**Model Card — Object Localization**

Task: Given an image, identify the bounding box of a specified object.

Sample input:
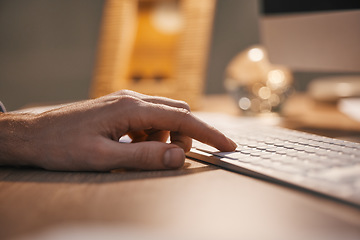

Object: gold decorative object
[225,45,293,115]
[91,0,216,109]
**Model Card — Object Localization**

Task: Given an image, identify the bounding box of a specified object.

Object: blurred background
[0,0,264,111]
[0,0,359,111]
[0,0,103,110]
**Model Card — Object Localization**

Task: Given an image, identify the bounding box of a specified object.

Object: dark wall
[0,0,104,110]
[0,0,260,110]
[205,0,260,94]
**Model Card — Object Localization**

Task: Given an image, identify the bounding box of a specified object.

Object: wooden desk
[1,161,360,240]
[1,94,360,239]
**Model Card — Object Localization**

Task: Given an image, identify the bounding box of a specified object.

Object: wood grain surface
[1,159,360,240]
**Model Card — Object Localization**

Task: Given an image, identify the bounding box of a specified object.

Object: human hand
[0,90,236,171]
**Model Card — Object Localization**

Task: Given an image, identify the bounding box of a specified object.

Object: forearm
[0,113,39,166]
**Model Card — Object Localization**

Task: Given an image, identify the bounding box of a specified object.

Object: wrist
[0,113,39,167]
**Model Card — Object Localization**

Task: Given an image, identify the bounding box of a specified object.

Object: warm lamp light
[225,45,293,115]
[248,47,265,62]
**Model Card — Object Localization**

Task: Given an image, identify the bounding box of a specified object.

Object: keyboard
[187,113,360,207]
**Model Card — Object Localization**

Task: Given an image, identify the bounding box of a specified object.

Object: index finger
[126,102,237,152]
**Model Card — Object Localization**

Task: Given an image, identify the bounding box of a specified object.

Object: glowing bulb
[151,1,183,34]
[238,97,251,110]
[248,48,264,62]
[267,69,285,89]
[258,87,271,100]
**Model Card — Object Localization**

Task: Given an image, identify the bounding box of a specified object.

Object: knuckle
[114,95,141,108]
[117,89,134,96]
[178,107,191,115]
[101,91,139,107]
[177,107,191,120]
[177,100,191,111]
[174,108,192,132]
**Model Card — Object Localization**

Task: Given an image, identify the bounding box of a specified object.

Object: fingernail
[163,148,185,168]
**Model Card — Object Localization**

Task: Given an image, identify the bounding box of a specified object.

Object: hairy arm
[0,90,236,171]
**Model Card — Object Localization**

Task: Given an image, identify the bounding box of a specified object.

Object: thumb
[101,140,185,170]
